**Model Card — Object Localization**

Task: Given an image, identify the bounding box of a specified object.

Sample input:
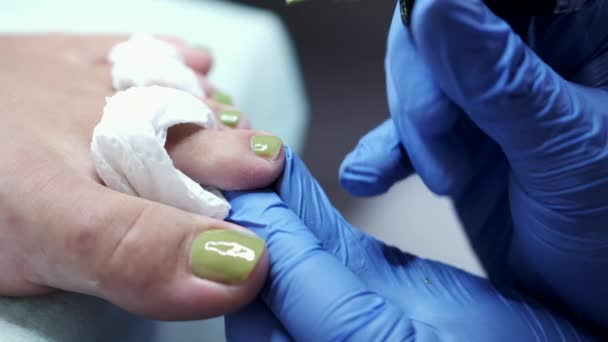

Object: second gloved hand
[341,0,608,330]
[224,148,592,341]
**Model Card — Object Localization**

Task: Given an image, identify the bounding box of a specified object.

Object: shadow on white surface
[347,175,485,277]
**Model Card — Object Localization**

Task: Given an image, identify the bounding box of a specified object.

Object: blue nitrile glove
[340,0,608,330]
[224,148,593,341]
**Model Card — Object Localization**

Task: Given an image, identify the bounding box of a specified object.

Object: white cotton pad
[108,33,204,98]
[91,86,230,220]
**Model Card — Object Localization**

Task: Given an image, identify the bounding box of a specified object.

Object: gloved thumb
[226,189,434,341]
[339,119,412,197]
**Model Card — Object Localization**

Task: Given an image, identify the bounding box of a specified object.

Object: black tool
[399,0,558,26]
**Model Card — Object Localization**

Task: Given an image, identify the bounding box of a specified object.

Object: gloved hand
[224,148,593,341]
[340,0,608,330]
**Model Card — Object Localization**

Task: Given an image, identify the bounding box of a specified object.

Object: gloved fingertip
[339,151,394,197]
[283,145,295,162]
[274,145,295,186]
[338,120,412,197]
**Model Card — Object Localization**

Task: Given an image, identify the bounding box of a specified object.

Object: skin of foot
[0,34,284,320]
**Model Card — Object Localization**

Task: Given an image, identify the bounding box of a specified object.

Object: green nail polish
[251,135,283,160]
[219,110,241,128]
[191,230,265,284]
[213,90,233,105]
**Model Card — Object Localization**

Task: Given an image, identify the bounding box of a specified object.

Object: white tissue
[91,86,231,220]
[108,33,204,98]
